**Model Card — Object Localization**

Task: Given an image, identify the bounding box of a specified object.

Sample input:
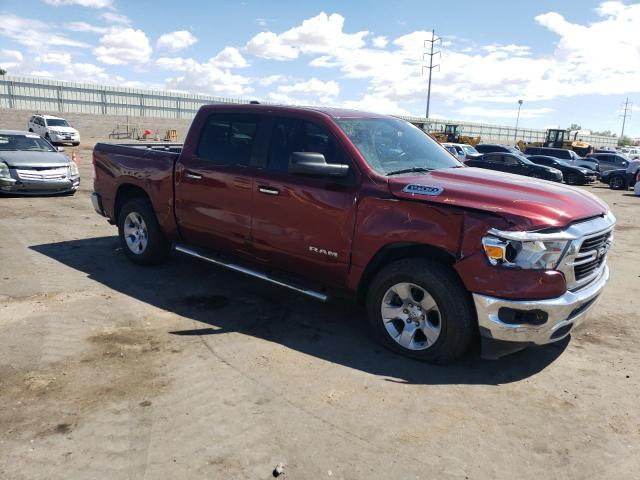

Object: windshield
[335,118,461,175]
[46,119,70,127]
[0,134,57,152]
[461,145,479,155]
[569,150,581,160]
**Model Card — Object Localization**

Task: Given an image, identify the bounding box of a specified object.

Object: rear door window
[197,113,259,166]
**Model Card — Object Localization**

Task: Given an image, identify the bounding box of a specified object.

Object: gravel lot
[1,144,638,480]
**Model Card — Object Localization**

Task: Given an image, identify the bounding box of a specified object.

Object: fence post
[8,81,14,109]
[57,85,63,112]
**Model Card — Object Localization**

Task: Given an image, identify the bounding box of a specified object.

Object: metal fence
[0,75,618,147]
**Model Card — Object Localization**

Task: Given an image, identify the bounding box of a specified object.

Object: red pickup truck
[91,104,615,363]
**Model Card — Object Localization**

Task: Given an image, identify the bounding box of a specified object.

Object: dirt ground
[0,144,638,480]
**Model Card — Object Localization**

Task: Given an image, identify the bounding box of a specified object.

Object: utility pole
[422,30,441,120]
[514,99,523,141]
[619,97,632,142]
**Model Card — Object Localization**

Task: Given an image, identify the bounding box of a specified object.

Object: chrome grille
[16,167,68,181]
[574,230,612,281]
[556,212,615,291]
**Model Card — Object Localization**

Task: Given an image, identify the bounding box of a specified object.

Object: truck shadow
[31,236,568,385]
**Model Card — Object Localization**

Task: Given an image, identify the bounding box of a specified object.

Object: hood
[0,150,70,168]
[47,126,77,133]
[387,167,609,229]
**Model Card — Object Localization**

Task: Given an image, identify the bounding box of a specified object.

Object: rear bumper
[0,176,79,195]
[474,265,608,348]
[91,192,106,216]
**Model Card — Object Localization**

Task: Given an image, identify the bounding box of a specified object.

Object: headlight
[482,229,574,269]
[0,162,10,179]
[68,162,79,176]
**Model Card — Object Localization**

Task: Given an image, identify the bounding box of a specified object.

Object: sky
[1,0,639,137]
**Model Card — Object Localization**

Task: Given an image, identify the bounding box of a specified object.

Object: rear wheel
[117,197,171,265]
[366,258,475,364]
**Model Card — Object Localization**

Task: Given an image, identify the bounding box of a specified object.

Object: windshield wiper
[386,167,434,176]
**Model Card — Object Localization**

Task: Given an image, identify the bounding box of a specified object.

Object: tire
[365,258,475,364]
[609,176,625,190]
[117,197,171,265]
[72,142,80,146]
[28,128,33,132]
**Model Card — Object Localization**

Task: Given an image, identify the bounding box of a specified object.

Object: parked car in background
[466,152,563,182]
[475,143,522,155]
[442,143,464,162]
[587,153,630,172]
[524,146,599,171]
[441,143,481,162]
[635,172,640,195]
[599,160,640,190]
[28,114,80,146]
[92,104,614,363]
[0,130,80,195]
[527,155,597,185]
[626,147,640,160]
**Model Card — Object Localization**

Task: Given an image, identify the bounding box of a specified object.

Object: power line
[422,30,441,120]
[619,97,632,140]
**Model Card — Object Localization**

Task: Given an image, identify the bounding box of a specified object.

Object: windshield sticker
[403,184,443,196]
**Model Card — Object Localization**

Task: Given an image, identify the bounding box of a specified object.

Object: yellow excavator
[524,129,592,156]
[429,124,481,146]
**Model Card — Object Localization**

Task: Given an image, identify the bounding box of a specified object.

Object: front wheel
[117,197,171,265]
[565,173,578,185]
[609,176,626,190]
[366,258,475,364]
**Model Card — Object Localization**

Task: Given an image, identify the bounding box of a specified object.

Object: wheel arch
[114,183,152,222]
[356,243,457,305]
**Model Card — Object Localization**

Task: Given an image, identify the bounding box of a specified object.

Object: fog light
[498,308,549,326]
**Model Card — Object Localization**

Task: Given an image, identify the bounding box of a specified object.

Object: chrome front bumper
[474,265,609,345]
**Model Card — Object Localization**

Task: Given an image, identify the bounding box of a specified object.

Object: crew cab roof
[196,103,389,120]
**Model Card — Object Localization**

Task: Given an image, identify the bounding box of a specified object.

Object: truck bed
[93,141,183,236]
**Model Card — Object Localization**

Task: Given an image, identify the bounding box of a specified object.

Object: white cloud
[100,12,131,25]
[455,106,554,119]
[65,21,108,34]
[211,47,248,68]
[94,28,152,65]
[155,56,253,97]
[342,95,411,116]
[36,53,72,65]
[1,49,24,62]
[277,78,339,97]
[372,36,388,48]
[246,31,299,60]
[246,12,368,60]
[30,70,54,77]
[0,14,90,49]
[43,0,113,7]
[157,30,197,52]
[258,74,285,86]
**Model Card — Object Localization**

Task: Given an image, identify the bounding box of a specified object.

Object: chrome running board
[175,244,328,302]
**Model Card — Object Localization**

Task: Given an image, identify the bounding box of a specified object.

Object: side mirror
[288,152,349,177]
[57,146,65,152]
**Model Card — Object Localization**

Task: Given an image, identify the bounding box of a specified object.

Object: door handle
[184,171,203,180]
[258,186,279,196]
